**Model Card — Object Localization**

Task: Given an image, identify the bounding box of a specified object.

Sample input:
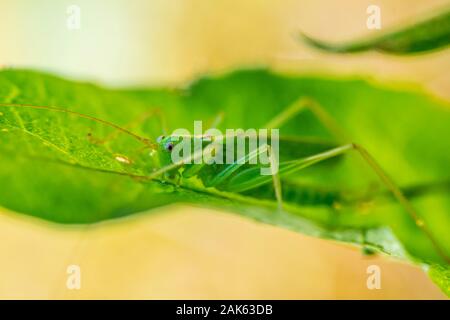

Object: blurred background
[0,0,449,299]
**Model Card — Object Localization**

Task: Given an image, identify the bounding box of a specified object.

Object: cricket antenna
[0,103,157,149]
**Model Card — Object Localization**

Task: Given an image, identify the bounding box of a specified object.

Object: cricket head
[156,135,180,153]
[156,133,204,167]
[155,134,185,167]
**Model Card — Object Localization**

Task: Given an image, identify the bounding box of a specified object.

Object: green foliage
[300,8,450,54]
[0,69,449,294]
[429,264,450,296]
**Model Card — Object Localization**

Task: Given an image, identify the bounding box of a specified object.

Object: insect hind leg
[264,97,349,143]
[275,143,450,264]
[268,145,283,210]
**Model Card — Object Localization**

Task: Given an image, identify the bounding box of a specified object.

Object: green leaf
[429,264,450,296]
[0,68,449,294]
[299,8,450,54]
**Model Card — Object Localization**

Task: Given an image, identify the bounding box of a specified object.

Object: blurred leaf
[299,8,450,54]
[429,264,450,296]
[0,69,449,294]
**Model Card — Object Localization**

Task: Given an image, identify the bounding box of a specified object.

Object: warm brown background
[0,0,448,299]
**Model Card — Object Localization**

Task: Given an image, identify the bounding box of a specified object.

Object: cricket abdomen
[241,182,342,206]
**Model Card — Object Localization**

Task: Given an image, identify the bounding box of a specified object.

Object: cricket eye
[165,142,174,152]
[157,135,165,143]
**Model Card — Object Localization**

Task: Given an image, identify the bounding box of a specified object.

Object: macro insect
[0,99,448,264]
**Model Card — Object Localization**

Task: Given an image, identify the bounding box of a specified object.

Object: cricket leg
[207,111,225,129]
[145,130,238,183]
[276,143,450,263]
[264,97,349,143]
[202,144,282,210]
[268,145,283,210]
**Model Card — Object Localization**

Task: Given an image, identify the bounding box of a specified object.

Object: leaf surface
[0,69,449,293]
